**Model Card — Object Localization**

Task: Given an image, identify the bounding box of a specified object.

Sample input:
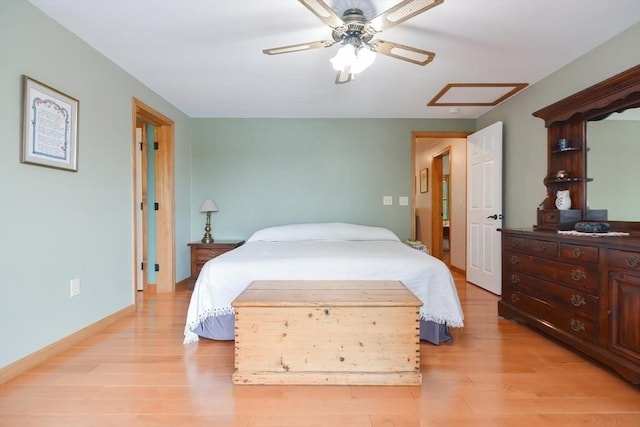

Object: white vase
[555,189,572,210]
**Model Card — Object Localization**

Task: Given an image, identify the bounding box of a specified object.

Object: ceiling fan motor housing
[331,8,374,45]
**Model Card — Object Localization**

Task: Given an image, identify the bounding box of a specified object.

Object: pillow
[247,222,400,242]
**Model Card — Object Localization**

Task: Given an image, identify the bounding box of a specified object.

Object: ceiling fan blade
[298,0,345,29]
[263,40,335,55]
[369,0,444,32]
[371,39,435,66]
[335,68,354,84]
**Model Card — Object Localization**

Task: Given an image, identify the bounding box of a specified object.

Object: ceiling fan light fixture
[330,44,376,74]
[330,43,355,71]
[264,0,442,84]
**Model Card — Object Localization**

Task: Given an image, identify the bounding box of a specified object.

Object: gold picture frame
[419,168,428,193]
[21,76,79,171]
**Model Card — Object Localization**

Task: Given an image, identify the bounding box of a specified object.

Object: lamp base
[201,212,214,243]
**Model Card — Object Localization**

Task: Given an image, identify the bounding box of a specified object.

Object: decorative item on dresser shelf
[557,138,570,150]
[555,169,569,179]
[199,198,218,243]
[555,189,571,210]
[187,240,245,290]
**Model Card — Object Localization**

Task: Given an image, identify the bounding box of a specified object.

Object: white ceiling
[28,0,640,119]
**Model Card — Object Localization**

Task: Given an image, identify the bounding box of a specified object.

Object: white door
[466,122,503,294]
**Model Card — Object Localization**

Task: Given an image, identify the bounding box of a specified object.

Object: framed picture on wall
[419,168,428,193]
[21,76,79,171]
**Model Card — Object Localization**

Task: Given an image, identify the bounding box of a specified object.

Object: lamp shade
[200,199,218,213]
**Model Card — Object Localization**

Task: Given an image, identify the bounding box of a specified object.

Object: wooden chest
[231,280,423,386]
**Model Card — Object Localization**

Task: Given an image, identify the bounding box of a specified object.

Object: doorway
[411,131,470,274]
[132,98,176,294]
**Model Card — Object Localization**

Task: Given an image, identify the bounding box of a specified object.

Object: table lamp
[200,198,218,243]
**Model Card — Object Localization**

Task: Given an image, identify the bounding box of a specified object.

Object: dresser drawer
[560,243,599,264]
[527,239,558,257]
[505,271,598,320]
[504,235,528,252]
[505,251,599,292]
[194,248,228,263]
[607,249,640,272]
[503,285,598,344]
[539,210,559,225]
[537,209,581,227]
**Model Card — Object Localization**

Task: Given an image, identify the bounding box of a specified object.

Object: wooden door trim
[132,98,175,294]
[431,154,444,260]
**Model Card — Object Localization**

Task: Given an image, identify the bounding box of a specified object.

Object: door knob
[486,214,503,220]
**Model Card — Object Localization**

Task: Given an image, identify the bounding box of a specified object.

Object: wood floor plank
[1,272,638,427]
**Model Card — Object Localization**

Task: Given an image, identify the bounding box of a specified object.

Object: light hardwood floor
[1,273,638,427]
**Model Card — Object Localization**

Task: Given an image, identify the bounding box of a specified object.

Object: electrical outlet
[383,196,393,206]
[399,196,409,206]
[70,279,80,297]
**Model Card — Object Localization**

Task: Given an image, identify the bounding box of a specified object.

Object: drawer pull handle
[510,274,520,284]
[625,256,640,268]
[570,319,585,332]
[570,294,586,306]
[571,269,586,281]
[532,243,545,252]
[510,255,520,264]
[572,248,584,258]
[511,240,520,248]
[510,293,520,303]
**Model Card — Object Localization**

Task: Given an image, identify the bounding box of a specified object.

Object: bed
[184,222,464,345]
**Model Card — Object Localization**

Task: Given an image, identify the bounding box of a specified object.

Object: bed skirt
[191,314,454,345]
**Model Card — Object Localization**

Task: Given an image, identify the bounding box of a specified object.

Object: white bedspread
[184,233,464,344]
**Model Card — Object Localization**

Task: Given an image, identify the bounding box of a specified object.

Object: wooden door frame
[430,150,446,261]
[132,98,175,294]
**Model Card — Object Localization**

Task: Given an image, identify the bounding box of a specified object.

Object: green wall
[190,118,475,241]
[0,0,192,369]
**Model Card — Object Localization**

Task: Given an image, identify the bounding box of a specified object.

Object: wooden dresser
[187,240,244,289]
[499,229,640,384]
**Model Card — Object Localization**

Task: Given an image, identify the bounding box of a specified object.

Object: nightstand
[187,240,244,290]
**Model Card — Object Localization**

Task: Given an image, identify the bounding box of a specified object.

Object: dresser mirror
[586,105,640,221]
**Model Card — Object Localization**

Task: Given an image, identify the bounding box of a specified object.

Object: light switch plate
[70,279,80,297]
[399,196,409,206]
[383,196,393,206]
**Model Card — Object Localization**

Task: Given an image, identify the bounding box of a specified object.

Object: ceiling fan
[263,0,444,84]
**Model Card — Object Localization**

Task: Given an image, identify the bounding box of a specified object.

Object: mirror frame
[533,65,640,231]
